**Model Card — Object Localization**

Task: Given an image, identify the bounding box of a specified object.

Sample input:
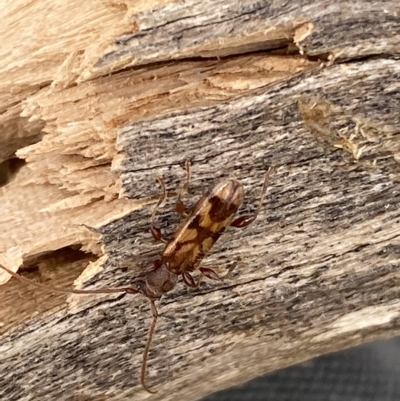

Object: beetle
[0,162,272,393]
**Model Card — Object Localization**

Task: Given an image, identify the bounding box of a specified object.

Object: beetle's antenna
[141,300,159,394]
[152,176,167,223]
[0,263,136,295]
[151,176,168,243]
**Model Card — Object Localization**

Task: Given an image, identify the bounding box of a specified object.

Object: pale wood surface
[0,1,399,401]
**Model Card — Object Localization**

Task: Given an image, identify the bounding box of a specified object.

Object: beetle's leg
[176,159,191,217]
[183,262,236,288]
[151,176,168,243]
[199,262,237,281]
[230,167,274,228]
[182,271,198,287]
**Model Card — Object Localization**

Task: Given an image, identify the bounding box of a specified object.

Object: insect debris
[0,162,273,393]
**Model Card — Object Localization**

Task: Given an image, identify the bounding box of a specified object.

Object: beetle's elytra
[0,161,273,393]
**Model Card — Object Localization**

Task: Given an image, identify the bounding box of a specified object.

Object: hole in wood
[0,157,26,187]
[18,245,97,284]
[0,245,98,335]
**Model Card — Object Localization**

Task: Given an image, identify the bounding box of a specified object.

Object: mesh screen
[202,337,400,401]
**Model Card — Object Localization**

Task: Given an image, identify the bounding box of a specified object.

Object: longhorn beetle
[0,162,272,393]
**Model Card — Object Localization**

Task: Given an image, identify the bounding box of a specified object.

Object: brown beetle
[0,162,272,393]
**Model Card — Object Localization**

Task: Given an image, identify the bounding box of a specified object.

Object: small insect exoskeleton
[0,161,273,393]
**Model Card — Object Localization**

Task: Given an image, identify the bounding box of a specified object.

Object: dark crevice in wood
[92,44,300,83]
[19,244,96,280]
[338,52,400,64]
[303,52,332,63]
[0,118,44,165]
[0,246,99,337]
[0,157,26,188]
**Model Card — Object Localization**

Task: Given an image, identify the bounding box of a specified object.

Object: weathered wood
[0,1,400,401]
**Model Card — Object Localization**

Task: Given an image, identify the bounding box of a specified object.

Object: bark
[0,1,399,401]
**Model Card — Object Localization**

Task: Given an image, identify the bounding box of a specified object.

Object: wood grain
[0,1,399,401]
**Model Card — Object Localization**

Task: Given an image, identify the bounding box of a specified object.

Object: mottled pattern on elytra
[162,180,244,274]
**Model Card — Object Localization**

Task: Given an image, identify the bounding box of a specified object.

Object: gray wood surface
[0,1,399,401]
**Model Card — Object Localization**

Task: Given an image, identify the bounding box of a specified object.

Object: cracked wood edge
[87,0,400,78]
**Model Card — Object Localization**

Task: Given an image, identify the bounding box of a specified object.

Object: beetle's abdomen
[163,179,244,273]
